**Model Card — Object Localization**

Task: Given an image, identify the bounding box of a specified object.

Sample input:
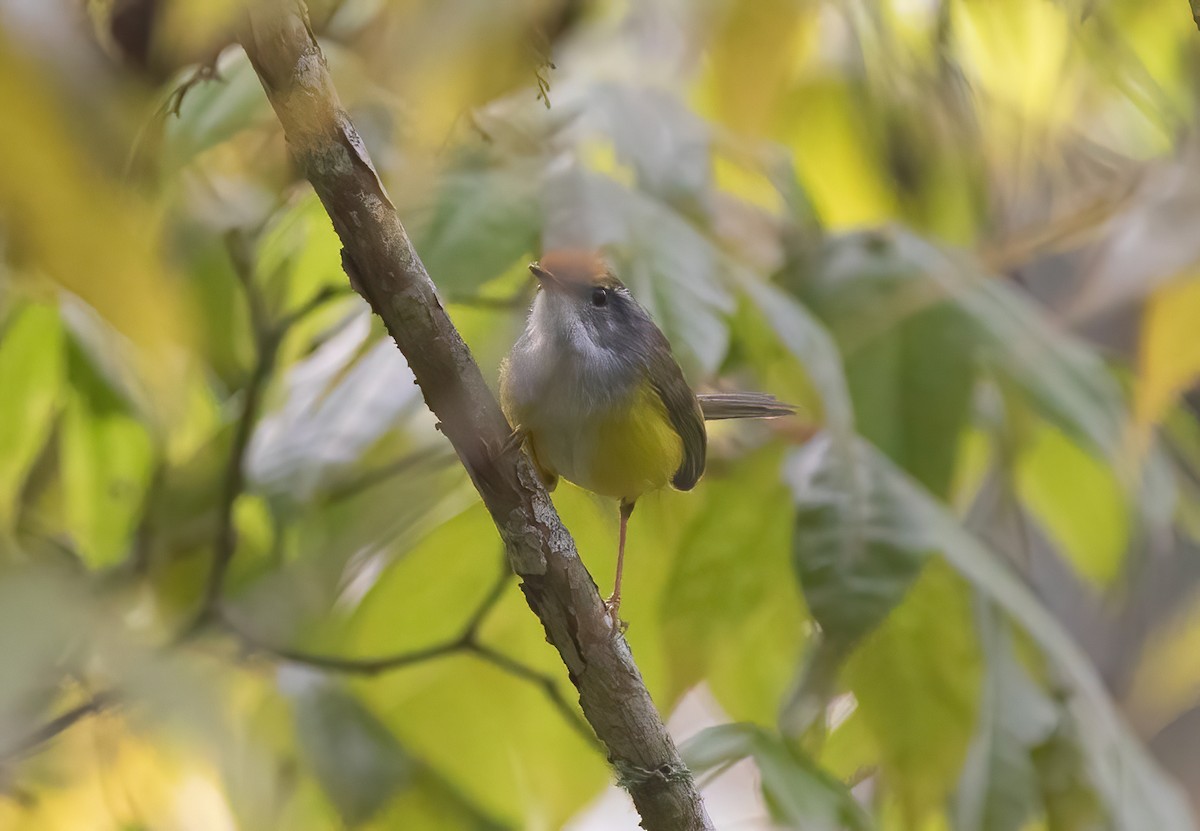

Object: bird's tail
[697,392,797,421]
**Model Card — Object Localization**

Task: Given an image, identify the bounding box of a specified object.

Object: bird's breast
[500,340,682,501]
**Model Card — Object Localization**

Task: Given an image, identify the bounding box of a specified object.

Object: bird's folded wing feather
[696,392,796,420]
[647,344,707,492]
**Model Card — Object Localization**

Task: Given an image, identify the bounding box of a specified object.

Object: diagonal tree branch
[237,4,714,828]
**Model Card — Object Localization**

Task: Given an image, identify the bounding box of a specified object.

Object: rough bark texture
[238,4,714,829]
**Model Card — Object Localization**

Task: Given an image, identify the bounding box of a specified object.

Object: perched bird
[499,250,794,622]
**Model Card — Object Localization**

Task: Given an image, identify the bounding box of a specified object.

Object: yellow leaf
[0,711,236,831]
[0,42,184,352]
[1135,276,1200,434]
[1126,590,1200,736]
[0,37,194,425]
[844,561,981,826]
[952,0,1075,129]
[777,79,898,228]
[697,0,818,137]
[1016,423,1128,586]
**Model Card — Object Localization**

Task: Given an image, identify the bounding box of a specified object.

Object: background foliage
[2,0,1200,828]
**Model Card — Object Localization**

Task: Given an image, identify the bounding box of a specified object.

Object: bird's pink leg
[606,500,635,627]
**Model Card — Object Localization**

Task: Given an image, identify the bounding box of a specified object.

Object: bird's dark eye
[590,288,608,307]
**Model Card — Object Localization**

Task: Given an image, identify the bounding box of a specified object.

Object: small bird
[500,250,794,623]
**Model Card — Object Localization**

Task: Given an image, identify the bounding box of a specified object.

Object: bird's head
[526,250,651,360]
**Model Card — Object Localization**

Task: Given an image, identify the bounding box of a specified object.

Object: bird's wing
[696,392,796,420]
[647,343,707,491]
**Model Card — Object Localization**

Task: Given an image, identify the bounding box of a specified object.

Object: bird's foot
[496,427,526,459]
[604,594,628,634]
[483,427,526,463]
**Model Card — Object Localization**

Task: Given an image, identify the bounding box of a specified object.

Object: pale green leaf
[785,441,1195,831]
[660,448,803,722]
[954,606,1059,831]
[682,723,874,831]
[844,561,981,824]
[345,503,607,826]
[163,50,272,170]
[542,165,734,375]
[0,303,65,529]
[292,680,414,826]
[411,162,543,297]
[1015,422,1128,586]
[59,340,155,568]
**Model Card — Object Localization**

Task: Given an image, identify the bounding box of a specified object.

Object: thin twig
[123,47,228,179]
[126,460,165,575]
[3,694,114,761]
[192,319,276,628]
[228,557,512,672]
[278,284,355,330]
[187,238,353,633]
[239,632,462,675]
[464,641,596,745]
[219,557,595,744]
[225,230,271,338]
[460,556,515,641]
[165,48,228,118]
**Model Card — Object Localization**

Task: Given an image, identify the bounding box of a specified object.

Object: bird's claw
[487,427,526,461]
[605,595,628,634]
[481,428,526,464]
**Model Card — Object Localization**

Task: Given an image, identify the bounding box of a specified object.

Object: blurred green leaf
[793,229,1128,456]
[247,316,425,503]
[846,305,976,495]
[585,83,711,202]
[1032,723,1106,831]
[366,767,510,831]
[358,653,606,829]
[347,504,607,826]
[787,432,926,660]
[682,723,873,831]
[1015,422,1129,586]
[0,565,96,728]
[660,447,802,721]
[411,162,543,297]
[741,279,854,429]
[844,561,981,824]
[59,339,154,568]
[255,195,347,322]
[788,441,1195,831]
[543,166,734,375]
[792,227,1172,568]
[0,37,186,360]
[954,606,1059,831]
[745,280,906,736]
[162,50,272,170]
[0,303,65,529]
[345,502,501,653]
[660,450,790,648]
[293,680,414,826]
[798,236,978,495]
[702,0,816,138]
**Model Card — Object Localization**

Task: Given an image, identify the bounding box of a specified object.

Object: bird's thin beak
[529,262,559,288]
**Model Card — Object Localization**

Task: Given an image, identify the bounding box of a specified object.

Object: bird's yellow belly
[524,380,683,502]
